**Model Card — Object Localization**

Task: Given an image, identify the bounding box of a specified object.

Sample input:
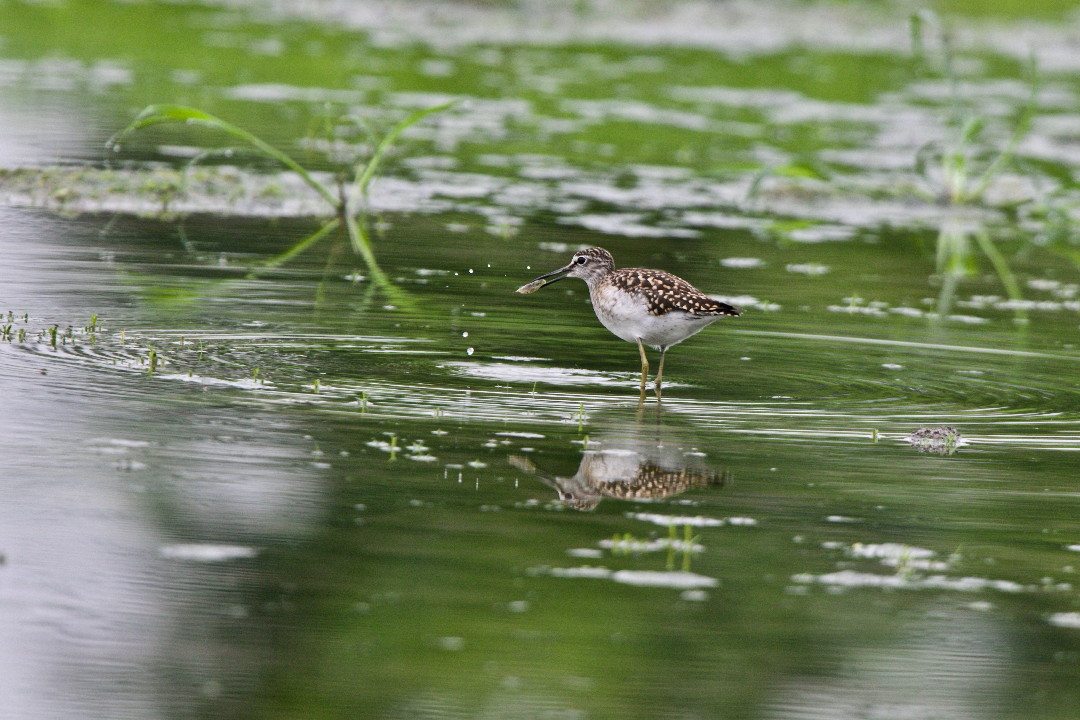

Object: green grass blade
[111,104,338,208]
[245,218,341,279]
[345,213,391,286]
[347,100,458,207]
[344,214,415,310]
[972,229,1024,306]
[968,72,1038,203]
[935,230,946,273]
[935,267,959,317]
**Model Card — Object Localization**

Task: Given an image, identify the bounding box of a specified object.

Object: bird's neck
[582,269,612,291]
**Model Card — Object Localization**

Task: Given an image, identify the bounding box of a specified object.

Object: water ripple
[8,327,1080,451]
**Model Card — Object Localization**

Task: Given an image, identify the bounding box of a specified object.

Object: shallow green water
[3,2,1080,719]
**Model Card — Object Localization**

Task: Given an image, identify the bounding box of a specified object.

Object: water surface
[2,2,1080,719]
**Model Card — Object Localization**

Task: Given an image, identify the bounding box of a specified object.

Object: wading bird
[517,247,741,402]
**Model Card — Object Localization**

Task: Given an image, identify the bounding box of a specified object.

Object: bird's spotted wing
[611,269,742,317]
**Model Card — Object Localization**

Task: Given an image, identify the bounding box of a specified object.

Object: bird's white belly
[591,289,717,349]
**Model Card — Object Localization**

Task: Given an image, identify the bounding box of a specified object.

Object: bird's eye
[575,256,587,265]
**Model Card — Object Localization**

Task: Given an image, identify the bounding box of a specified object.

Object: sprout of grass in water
[608,526,702,572]
[666,523,701,572]
[683,524,700,572]
[48,324,58,349]
[910,11,1035,317]
[147,347,158,375]
[665,524,678,570]
[108,101,457,309]
[910,12,1037,206]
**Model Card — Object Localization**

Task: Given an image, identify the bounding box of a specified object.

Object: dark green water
[3,1,1080,719]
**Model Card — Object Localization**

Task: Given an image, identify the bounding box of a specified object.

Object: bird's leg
[635,338,649,404]
[655,346,667,402]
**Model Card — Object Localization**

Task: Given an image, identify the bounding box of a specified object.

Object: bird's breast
[589,284,717,348]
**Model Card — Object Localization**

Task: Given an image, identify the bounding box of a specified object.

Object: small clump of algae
[906,426,963,455]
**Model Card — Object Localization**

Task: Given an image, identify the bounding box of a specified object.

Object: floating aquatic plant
[906,425,963,455]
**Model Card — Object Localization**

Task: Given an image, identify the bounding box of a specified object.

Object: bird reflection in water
[510,431,729,511]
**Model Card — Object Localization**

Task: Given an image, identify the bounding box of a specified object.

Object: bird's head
[516,247,615,293]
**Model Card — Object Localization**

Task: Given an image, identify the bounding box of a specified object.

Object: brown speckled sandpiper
[517,246,741,402]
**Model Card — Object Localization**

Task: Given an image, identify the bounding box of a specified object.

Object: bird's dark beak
[516,262,573,294]
[532,263,574,285]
